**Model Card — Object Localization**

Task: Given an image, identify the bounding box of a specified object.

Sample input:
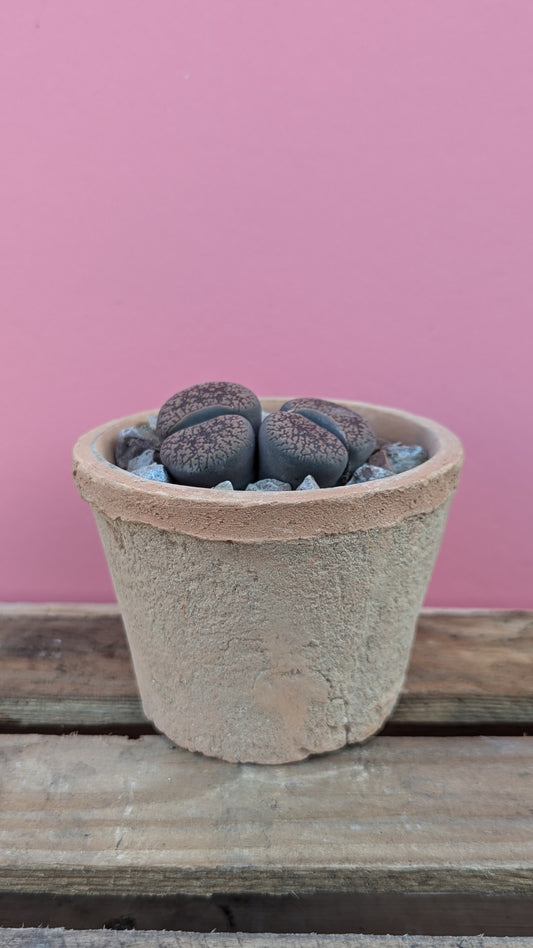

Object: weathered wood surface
[1,606,532,937]
[1,732,532,897]
[1,605,532,730]
[1,932,533,948]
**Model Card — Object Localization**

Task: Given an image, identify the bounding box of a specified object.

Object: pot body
[73,399,463,764]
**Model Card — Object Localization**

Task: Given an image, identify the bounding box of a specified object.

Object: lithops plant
[113,382,430,490]
[156,381,262,441]
[156,381,260,488]
[280,397,377,482]
[160,413,256,489]
[257,411,349,488]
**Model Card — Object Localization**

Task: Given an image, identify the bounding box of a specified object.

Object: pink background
[1,2,532,606]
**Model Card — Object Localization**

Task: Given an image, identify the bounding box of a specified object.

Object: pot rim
[73,398,464,541]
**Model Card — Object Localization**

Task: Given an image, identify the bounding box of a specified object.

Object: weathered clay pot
[73,399,463,764]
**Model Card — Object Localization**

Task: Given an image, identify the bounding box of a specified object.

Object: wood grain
[0,606,532,731]
[1,732,532,898]
[1,606,532,937]
[1,932,533,948]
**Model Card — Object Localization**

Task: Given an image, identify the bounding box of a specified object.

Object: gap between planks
[1,892,532,937]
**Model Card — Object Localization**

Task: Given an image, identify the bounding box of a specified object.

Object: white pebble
[246,478,292,491]
[296,475,320,490]
[128,449,156,472]
[384,442,428,473]
[133,463,171,482]
[212,480,234,490]
[347,465,395,484]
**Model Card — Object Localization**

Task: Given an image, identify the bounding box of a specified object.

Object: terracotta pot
[73,398,463,764]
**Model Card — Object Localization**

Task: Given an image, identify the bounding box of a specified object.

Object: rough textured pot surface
[73,398,463,764]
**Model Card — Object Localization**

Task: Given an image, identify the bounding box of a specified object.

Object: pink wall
[1,1,532,606]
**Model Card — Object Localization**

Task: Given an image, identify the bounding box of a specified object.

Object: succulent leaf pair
[156,382,377,489]
[260,397,376,488]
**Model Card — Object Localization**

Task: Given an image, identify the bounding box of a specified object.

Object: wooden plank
[0,603,148,730]
[405,609,533,694]
[1,605,532,730]
[396,607,533,726]
[1,932,533,948]
[1,733,532,897]
[0,604,135,698]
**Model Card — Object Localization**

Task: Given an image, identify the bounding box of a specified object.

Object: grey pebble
[246,478,292,492]
[127,449,156,472]
[296,474,320,490]
[115,425,159,469]
[132,463,171,482]
[212,480,234,490]
[383,442,428,474]
[347,465,395,484]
